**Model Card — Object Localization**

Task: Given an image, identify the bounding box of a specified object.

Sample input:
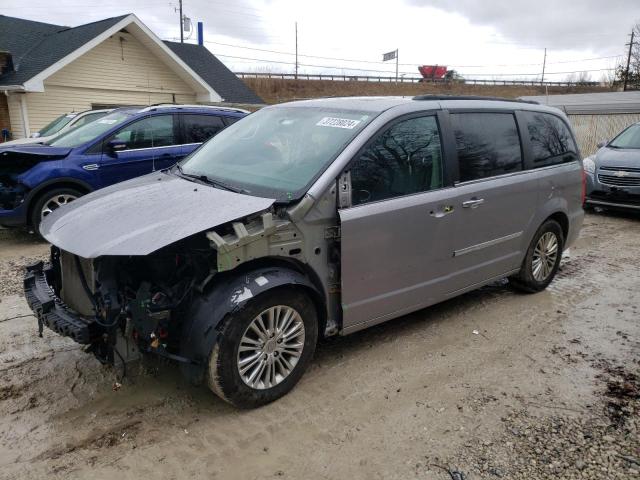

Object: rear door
[339,112,461,330]
[179,114,226,157]
[99,114,180,184]
[443,110,538,292]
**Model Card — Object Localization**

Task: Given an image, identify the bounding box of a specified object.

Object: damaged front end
[1,146,70,223]
[0,176,27,212]
[25,233,215,368]
[24,207,322,382]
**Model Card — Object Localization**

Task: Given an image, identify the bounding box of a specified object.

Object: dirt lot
[0,212,638,480]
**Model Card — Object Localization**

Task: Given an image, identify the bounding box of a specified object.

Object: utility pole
[541,48,547,85]
[295,22,298,80]
[624,30,635,91]
[395,48,399,82]
[179,0,184,43]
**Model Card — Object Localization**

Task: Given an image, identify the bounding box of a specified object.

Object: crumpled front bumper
[23,261,98,344]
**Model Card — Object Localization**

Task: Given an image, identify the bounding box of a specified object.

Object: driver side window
[107,115,175,151]
[349,115,444,206]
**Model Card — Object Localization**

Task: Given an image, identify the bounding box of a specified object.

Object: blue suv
[0,104,247,232]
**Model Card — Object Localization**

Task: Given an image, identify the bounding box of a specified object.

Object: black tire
[510,220,564,293]
[30,187,83,235]
[207,288,318,408]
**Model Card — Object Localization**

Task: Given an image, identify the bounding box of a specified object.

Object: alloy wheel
[237,305,306,390]
[41,193,77,219]
[532,231,559,282]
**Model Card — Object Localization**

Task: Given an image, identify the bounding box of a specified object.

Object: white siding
[11,32,199,137]
[46,32,195,94]
[24,86,195,135]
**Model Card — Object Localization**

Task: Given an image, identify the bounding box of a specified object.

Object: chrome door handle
[462,198,485,209]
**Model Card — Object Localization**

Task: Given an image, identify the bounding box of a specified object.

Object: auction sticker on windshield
[316,117,361,129]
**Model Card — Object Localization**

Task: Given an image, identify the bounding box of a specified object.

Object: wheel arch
[25,178,92,227]
[179,261,326,384]
[545,211,569,243]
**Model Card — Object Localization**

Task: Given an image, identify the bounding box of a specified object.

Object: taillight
[581,168,586,205]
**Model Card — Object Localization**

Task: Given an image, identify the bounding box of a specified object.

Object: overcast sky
[3,0,637,81]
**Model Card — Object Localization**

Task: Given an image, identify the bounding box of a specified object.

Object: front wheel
[510,220,564,293]
[31,187,82,235]
[208,288,318,408]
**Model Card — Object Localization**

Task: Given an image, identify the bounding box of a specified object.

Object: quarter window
[182,114,225,143]
[450,113,522,182]
[110,115,175,150]
[523,112,577,167]
[350,116,444,205]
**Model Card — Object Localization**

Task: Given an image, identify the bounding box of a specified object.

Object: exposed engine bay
[49,232,214,366]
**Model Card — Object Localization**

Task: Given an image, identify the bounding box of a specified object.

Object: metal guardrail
[235,71,599,87]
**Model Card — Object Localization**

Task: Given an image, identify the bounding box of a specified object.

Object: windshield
[609,124,640,149]
[38,114,76,137]
[179,106,374,201]
[48,111,133,148]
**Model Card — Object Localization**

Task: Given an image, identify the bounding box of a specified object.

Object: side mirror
[596,140,607,148]
[30,132,41,138]
[107,139,127,155]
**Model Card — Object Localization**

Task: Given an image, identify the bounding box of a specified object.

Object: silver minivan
[25,96,584,408]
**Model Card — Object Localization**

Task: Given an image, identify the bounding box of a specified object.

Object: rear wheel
[510,220,564,293]
[31,187,82,235]
[208,288,318,408]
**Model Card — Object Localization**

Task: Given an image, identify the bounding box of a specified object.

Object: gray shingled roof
[0,15,263,104]
[164,41,264,104]
[0,15,128,86]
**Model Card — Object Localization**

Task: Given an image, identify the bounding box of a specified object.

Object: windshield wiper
[175,164,248,194]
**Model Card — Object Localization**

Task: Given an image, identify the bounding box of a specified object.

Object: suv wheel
[207,288,318,408]
[510,220,564,293]
[31,187,82,235]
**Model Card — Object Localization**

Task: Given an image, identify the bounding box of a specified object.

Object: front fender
[179,267,322,384]
[21,161,99,191]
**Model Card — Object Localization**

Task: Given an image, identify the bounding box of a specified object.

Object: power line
[214,53,616,77]
[204,40,620,69]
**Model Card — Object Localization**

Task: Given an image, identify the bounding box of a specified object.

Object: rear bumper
[23,262,98,344]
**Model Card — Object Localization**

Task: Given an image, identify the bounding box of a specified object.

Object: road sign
[382,50,397,62]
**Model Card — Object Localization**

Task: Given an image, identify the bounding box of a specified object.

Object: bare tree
[565,71,591,85]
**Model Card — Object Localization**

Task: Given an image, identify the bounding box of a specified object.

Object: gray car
[584,122,640,210]
[24,96,584,408]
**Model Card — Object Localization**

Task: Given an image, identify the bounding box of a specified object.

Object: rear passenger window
[182,115,225,143]
[450,113,522,182]
[350,116,444,205]
[522,112,577,167]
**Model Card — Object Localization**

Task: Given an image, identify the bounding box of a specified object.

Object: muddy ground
[0,212,638,480]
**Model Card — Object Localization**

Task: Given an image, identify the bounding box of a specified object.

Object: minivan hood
[40,173,275,258]
[596,147,640,166]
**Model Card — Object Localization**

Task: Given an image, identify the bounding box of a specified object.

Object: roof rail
[412,95,539,105]
[139,104,250,114]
